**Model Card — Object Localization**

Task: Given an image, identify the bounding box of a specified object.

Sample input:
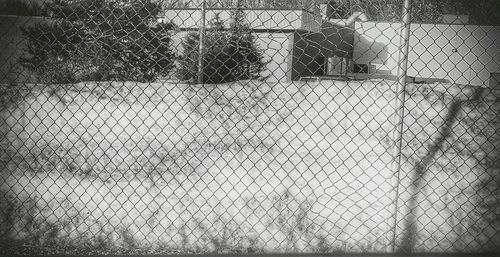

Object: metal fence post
[390,0,412,252]
[197,0,207,84]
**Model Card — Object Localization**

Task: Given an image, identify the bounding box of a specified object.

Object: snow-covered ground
[0,79,498,253]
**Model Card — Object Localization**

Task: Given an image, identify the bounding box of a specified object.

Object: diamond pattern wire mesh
[0,0,499,255]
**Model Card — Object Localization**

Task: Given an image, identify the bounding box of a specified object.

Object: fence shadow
[399,87,487,252]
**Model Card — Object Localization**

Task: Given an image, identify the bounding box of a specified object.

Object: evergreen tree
[20,0,177,83]
[177,8,268,84]
[0,0,47,16]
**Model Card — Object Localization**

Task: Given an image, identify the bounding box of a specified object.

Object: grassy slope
[0,79,498,254]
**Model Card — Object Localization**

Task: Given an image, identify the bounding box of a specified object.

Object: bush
[324,0,500,25]
[0,0,47,16]
[20,0,177,83]
[177,11,268,84]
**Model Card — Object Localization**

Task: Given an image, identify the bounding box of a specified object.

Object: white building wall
[256,33,293,82]
[353,22,500,87]
[352,22,403,75]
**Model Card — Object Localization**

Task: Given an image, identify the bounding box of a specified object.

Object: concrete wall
[353,22,500,86]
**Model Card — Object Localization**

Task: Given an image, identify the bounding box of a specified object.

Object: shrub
[177,11,268,84]
[0,0,47,16]
[20,0,177,83]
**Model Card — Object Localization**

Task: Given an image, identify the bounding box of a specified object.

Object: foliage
[19,0,177,83]
[160,0,193,8]
[0,0,47,16]
[324,0,500,25]
[411,0,500,25]
[177,9,268,84]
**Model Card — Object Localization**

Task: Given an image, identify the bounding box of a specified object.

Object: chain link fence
[0,0,499,255]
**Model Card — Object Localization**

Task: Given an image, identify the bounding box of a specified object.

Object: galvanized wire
[0,0,499,255]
